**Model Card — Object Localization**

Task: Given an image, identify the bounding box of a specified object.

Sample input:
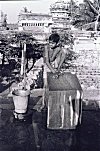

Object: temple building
[18,1,71,33]
[50,0,70,30]
[18,8,53,33]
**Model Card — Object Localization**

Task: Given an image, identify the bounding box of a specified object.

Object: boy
[44,33,67,87]
[34,33,69,112]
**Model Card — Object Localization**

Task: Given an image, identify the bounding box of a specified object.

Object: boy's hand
[56,70,64,77]
[51,69,59,79]
[52,69,56,74]
[52,71,61,79]
[52,74,59,79]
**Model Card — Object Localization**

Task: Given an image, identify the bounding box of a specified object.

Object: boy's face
[49,41,56,49]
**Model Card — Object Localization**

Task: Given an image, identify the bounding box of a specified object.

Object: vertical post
[20,43,24,76]
[23,42,26,78]
[23,43,26,89]
[20,42,26,76]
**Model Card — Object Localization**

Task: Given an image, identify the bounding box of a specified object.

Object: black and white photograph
[0,0,100,151]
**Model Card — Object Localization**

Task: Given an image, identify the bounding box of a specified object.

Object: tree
[73,0,100,30]
[68,0,79,19]
[58,31,78,69]
[2,14,7,28]
[0,32,43,72]
[23,7,28,13]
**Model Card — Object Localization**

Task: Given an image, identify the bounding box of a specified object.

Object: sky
[0,0,84,23]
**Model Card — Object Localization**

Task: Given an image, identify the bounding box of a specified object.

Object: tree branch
[84,0,98,15]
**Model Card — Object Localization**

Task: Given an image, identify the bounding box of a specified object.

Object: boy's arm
[44,45,56,74]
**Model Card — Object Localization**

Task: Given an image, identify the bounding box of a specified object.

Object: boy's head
[49,33,60,48]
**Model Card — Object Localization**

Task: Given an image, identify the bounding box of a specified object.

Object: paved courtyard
[0,107,100,151]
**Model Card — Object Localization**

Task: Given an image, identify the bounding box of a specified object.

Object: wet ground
[0,109,100,151]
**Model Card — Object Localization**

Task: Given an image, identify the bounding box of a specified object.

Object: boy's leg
[58,51,66,70]
[42,75,49,108]
[35,71,49,112]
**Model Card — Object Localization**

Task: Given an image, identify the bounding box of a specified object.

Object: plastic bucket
[12,89,30,114]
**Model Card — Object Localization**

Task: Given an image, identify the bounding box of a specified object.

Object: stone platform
[0,89,100,111]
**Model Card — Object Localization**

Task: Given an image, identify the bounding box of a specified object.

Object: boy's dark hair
[49,33,60,44]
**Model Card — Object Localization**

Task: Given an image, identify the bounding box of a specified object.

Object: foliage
[72,0,100,30]
[0,32,44,90]
[59,31,78,68]
[1,12,7,28]
[68,0,79,19]
[0,32,43,68]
